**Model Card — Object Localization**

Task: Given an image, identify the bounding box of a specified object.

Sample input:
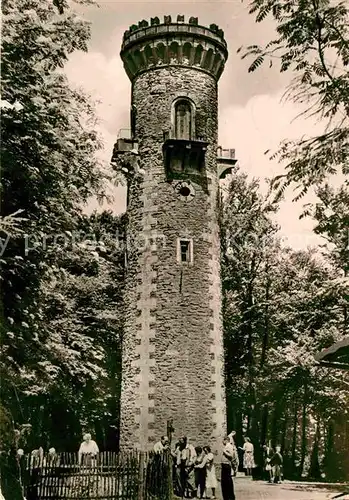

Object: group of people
[153,432,256,500]
[16,433,99,469]
[21,432,283,500]
[154,435,223,499]
[173,438,219,499]
[153,432,285,499]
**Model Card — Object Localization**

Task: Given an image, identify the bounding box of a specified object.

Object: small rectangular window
[177,238,193,264]
[180,241,190,262]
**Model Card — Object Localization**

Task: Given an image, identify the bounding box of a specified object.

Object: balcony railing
[117,128,132,140]
[163,130,207,142]
[113,128,138,156]
[217,147,235,159]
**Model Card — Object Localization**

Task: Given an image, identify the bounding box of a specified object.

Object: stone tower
[113,15,236,452]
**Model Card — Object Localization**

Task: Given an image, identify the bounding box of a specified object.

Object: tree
[237,1,349,480]
[221,172,349,480]
[1,0,109,455]
[2,210,125,453]
[239,0,349,198]
[263,248,348,477]
[221,171,279,452]
[305,183,349,273]
[37,212,125,451]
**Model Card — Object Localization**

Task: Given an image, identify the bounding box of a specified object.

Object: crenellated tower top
[120,15,228,81]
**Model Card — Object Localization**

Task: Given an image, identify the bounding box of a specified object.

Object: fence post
[167,452,174,500]
[138,451,145,500]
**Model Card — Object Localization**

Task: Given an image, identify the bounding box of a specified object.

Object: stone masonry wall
[120,66,226,454]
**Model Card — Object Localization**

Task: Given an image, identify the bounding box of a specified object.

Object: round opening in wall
[173,180,196,201]
[179,186,191,197]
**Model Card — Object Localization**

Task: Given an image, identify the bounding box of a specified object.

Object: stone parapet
[120,16,228,81]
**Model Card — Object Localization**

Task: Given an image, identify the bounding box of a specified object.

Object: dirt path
[226,477,347,500]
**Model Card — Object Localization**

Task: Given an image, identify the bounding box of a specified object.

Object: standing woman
[241,437,255,476]
[203,446,217,499]
[78,433,99,467]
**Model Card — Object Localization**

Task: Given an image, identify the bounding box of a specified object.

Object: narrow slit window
[177,238,193,264]
[180,240,190,262]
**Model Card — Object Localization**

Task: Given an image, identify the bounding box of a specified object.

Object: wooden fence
[19,451,172,500]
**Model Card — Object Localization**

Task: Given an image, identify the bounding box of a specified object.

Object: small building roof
[315,337,349,370]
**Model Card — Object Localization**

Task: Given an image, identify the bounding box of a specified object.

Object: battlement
[120,15,228,81]
[122,15,227,48]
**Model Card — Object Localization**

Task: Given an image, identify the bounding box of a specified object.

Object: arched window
[174,100,192,140]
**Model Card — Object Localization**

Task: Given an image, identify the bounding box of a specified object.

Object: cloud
[65,50,130,136]
[219,92,324,180]
[219,93,326,249]
[65,50,129,214]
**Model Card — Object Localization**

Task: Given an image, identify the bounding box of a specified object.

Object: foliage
[303,183,349,275]
[236,7,349,475]
[2,211,125,451]
[1,0,107,332]
[0,0,118,455]
[239,0,349,198]
[40,211,125,450]
[221,172,278,381]
[221,173,349,481]
[1,1,348,486]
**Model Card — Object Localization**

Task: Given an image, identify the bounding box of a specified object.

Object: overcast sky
[65,0,326,250]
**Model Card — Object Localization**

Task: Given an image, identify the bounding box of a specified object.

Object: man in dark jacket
[221,436,239,500]
[270,446,283,484]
